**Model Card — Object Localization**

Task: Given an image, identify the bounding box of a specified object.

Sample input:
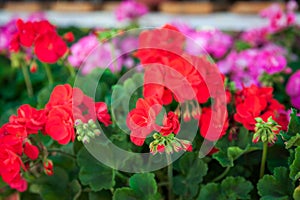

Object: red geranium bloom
[33,20,56,35]
[45,106,75,145]
[9,104,46,134]
[158,111,180,136]
[0,148,27,192]
[95,102,112,127]
[34,31,68,63]
[127,97,162,146]
[45,84,73,111]
[199,107,229,141]
[234,84,287,131]
[15,19,36,47]
[23,142,39,160]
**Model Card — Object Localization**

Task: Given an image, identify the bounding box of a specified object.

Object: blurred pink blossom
[115,0,148,22]
[286,70,300,109]
[68,34,123,74]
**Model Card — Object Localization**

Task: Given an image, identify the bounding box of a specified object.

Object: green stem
[260,142,268,178]
[21,63,33,98]
[44,64,54,85]
[67,64,76,78]
[212,166,231,182]
[166,154,173,200]
[48,149,76,159]
[115,171,129,181]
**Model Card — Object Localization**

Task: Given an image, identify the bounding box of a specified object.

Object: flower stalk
[21,63,33,98]
[44,64,54,85]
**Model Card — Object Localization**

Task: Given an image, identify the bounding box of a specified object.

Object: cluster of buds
[43,159,54,176]
[252,117,281,144]
[149,133,192,155]
[181,101,201,122]
[75,119,101,144]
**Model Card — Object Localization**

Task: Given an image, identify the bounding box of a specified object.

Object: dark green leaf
[290,147,300,181]
[77,148,115,191]
[173,152,208,198]
[113,188,138,200]
[258,167,294,200]
[129,173,157,197]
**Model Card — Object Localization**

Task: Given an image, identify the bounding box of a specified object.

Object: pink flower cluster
[286,70,300,109]
[68,34,123,74]
[68,34,138,74]
[242,0,298,46]
[218,44,287,89]
[115,0,148,22]
[260,0,298,33]
[173,22,233,59]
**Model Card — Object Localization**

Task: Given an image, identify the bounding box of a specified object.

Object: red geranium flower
[45,84,73,111]
[23,142,39,160]
[15,19,36,47]
[9,104,46,134]
[95,102,112,126]
[199,107,229,141]
[34,31,68,63]
[158,111,180,136]
[234,84,287,131]
[0,148,27,192]
[127,97,162,146]
[45,106,75,145]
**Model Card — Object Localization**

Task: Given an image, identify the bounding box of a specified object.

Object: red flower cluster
[0,84,111,191]
[234,84,288,131]
[126,97,162,146]
[10,19,68,63]
[44,84,112,144]
[134,25,229,142]
[136,25,225,106]
[0,104,46,191]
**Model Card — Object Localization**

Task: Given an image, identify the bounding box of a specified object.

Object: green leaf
[173,152,208,198]
[113,188,138,200]
[235,40,252,52]
[113,173,160,200]
[285,134,300,149]
[33,167,70,200]
[287,109,300,136]
[77,148,115,191]
[213,146,247,167]
[221,176,253,199]
[129,173,157,197]
[257,167,294,200]
[213,127,258,167]
[290,147,300,181]
[198,176,253,200]
[197,183,223,200]
[89,190,112,200]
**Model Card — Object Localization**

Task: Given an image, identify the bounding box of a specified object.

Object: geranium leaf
[113,173,160,200]
[257,167,294,200]
[287,109,300,136]
[221,176,253,199]
[290,147,300,181]
[173,152,208,198]
[129,173,158,198]
[77,148,115,191]
[113,188,138,200]
[198,176,253,200]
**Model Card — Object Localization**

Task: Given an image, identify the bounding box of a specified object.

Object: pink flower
[115,0,148,22]
[286,70,300,109]
[184,28,232,59]
[68,34,122,74]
